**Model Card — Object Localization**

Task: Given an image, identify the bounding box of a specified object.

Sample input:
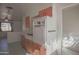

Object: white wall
[7,20,22,43]
[63,5,79,35]
[13,21,22,32]
[7,32,21,43]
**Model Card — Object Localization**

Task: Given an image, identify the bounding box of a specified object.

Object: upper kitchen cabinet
[25,16,31,28]
[39,7,52,17]
[24,16,33,35]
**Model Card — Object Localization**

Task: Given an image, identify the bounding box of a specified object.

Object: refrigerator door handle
[48,30,56,32]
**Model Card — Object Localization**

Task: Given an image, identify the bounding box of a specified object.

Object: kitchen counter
[22,32,33,40]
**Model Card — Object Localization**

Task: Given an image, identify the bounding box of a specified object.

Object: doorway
[62,4,79,55]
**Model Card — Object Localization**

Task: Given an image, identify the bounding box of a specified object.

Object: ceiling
[0,3,52,21]
[0,3,23,21]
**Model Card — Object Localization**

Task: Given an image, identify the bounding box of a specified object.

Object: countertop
[22,32,33,40]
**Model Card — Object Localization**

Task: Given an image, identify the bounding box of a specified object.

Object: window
[1,22,12,31]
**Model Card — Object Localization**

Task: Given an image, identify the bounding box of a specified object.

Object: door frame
[53,3,79,55]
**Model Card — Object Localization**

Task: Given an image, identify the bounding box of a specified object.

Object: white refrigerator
[33,16,57,54]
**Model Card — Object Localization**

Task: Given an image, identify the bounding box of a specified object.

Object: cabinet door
[39,7,52,16]
[25,16,30,28]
